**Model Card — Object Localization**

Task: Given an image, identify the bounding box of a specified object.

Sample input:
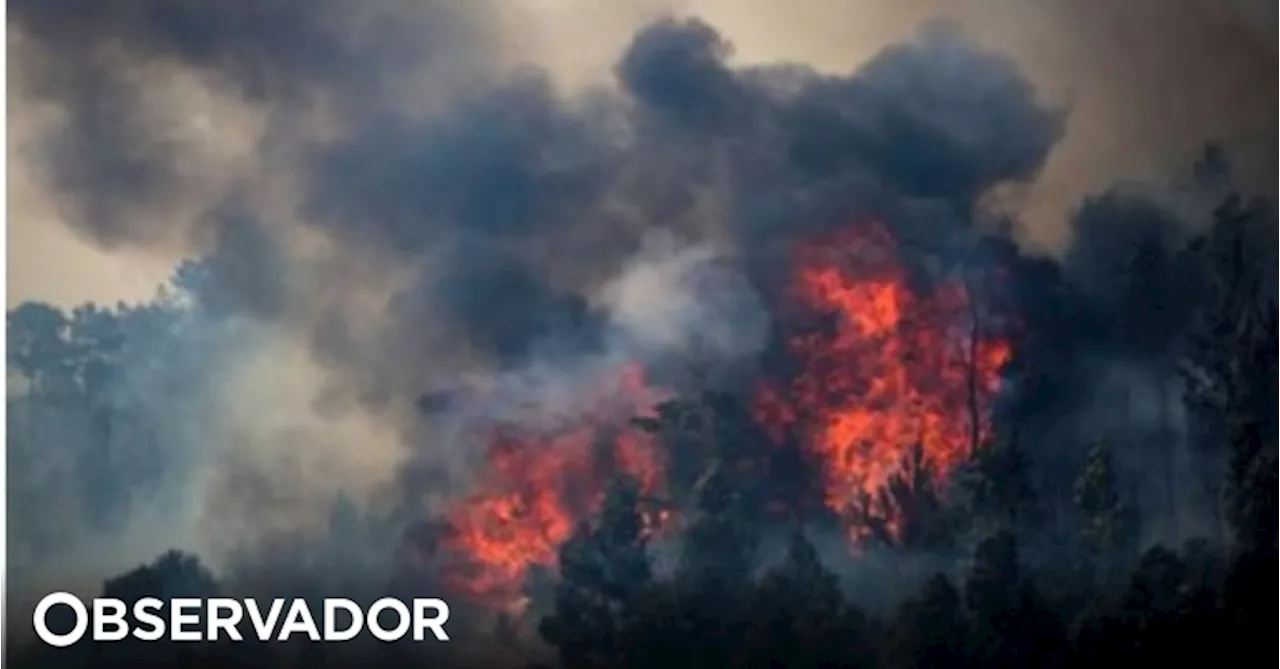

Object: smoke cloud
[5,1,1275,655]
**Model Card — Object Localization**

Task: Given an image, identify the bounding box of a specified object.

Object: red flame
[755,222,1011,536]
[432,221,1013,604]
[439,363,668,603]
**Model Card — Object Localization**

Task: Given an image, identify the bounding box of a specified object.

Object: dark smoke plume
[6,2,1276,666]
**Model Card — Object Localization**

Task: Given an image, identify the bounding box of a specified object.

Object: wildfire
[439,364,669,603]
[755,222,1012,535]
[431,222,1013,603]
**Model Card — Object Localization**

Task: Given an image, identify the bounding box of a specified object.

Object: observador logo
[33,593,451,647]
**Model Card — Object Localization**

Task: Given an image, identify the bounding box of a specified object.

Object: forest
[8,152,1276,668]
[5,9,1277,669]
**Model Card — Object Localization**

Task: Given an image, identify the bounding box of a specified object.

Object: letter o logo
[367,598,410,642]
[33,593,88,648]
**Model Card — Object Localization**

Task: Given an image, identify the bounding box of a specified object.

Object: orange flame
[439,363,668,603]
[755,222,1011,536]
[433,221,1013,603]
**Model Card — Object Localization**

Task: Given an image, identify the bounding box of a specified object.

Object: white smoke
[600,230,769,361]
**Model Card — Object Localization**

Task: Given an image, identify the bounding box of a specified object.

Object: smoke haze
[5,0,1275,656]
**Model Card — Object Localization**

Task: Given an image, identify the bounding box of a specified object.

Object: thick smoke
[8,0,494,245]
[6,1,1042,580]
[6,2,1274,657]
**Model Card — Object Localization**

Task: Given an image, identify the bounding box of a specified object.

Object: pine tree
[1119,546,1188,626]
[892,573,972,669]
[1076,545,1212,666]
[679,464,758,587]
[1209,315,1276,553]
[634,390,808,522]
[646,466,758,669]
[101,550,219,605]
[958,426,1040,540]
[1178,190,1277,545]
[965,531,1067,669]
[632,396,714,509]
[539,475,653,669]
[94,551,222,669]
[1074,439,1135,584]
[746,531,878,669]
[965,530,1022,635]
[1072,439,1124,605]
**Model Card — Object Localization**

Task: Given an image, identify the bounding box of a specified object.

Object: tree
[1223,415,1278,552]
[622,466,760,669]
[1178,191,1278,544]
[634,390,820,523]
[891,573,972,669]
[964,530,1021,638]
[6,299,184,573]
[1193,300,1276,550]
[102,550,219,604]
[1073,439,1136,590]
[745,531,878,669]
[964,531,1067,669]
[632,396,716,508]
[540,475,653,669]
[1073,545,1214,666]
[678,464,759,587]
[957,426,1040,540]
[1119,547,1188,625]
[1222,539,1279,667]
[7,302,76,390]
[852,444,954,552]
[6,262,205,558]
[92,551,221,669]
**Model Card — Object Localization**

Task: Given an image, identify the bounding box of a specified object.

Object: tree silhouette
[620,466,761,669]
[1073,439,1136,590]
[851,444,954,552]
[679,464,758,587]
[634,390,820,524]
[7,297,188,572]
[957,426,1040,540]
[745,530,879,669]
[964,531,1067,669]
[1178,191,1278,545]
[540,475,653,669]
[91,550,221,669]
[891,572,972,669]
[1073,545,1223,666]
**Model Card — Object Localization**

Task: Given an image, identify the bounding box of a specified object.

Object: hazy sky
[8,0,1275,307]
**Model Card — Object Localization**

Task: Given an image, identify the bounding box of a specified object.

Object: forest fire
[433,222,1013,603]
[437,364,669,603]
[754,222,1012,537]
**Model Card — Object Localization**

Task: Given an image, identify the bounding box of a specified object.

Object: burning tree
[435,363,670,607]
[755,221,1013,542]
[849,443,955,552]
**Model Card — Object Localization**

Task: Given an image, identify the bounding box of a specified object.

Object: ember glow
[755,222,1012,534]
[439,364,668,602]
